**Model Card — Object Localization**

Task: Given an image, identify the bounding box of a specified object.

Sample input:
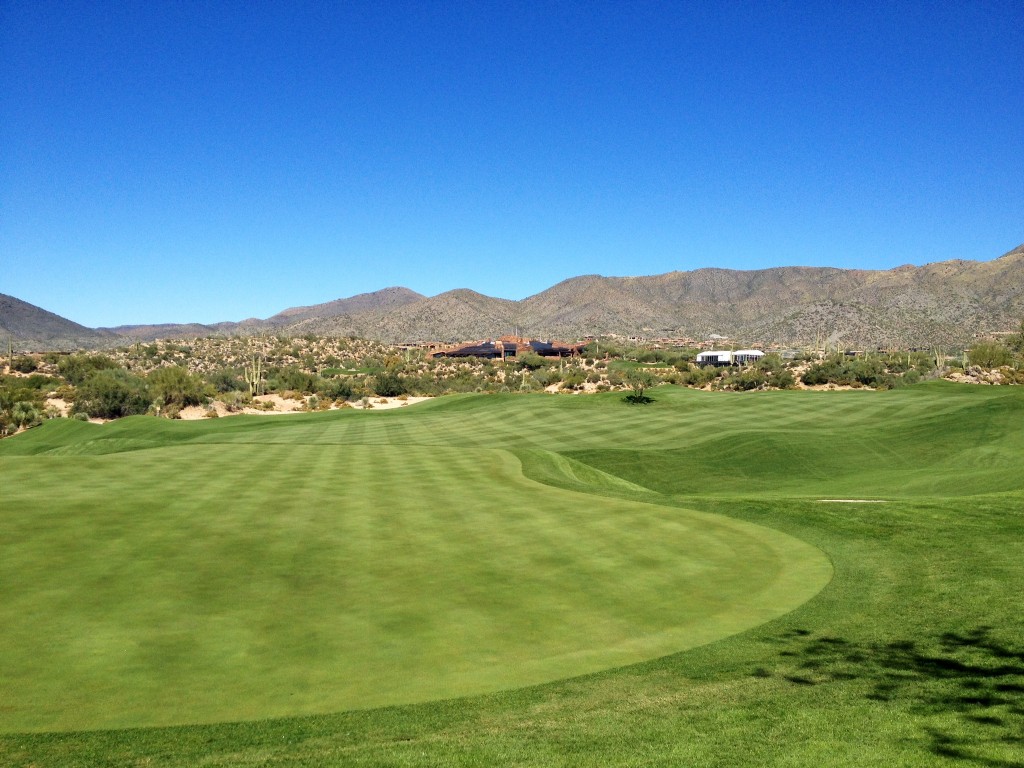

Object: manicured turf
[0,443,827,731]
[1,382,1022,765]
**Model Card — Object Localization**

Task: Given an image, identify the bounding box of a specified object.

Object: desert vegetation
[2,327,1023,435]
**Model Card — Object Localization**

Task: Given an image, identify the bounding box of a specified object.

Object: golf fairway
[1,437,829,731]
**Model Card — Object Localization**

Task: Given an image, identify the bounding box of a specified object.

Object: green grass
[1,382,1023,766]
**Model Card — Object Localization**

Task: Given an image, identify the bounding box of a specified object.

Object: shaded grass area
[2,382,1023,765]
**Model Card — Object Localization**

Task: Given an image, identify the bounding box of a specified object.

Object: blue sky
[2,1,1022,327]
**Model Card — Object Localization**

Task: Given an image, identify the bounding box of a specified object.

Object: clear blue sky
[2,1,1022,327]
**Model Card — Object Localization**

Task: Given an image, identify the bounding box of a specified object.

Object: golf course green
[2,382,1022,766]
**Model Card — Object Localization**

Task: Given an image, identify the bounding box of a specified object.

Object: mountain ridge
[4,245,1023,350]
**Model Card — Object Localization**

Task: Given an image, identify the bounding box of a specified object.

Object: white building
[695,350,734,366]
[695,349,765,366]
[733,349,766,365]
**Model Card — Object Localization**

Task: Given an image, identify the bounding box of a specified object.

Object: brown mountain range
[4,245,1023,350]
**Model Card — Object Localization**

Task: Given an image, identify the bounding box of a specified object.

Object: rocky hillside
[0,293,116,351]
[261,287,425,328]
[5,245,1023,350]
[304,245,1024,347]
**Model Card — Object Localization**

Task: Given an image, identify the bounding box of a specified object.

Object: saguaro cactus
[244,354,263,397]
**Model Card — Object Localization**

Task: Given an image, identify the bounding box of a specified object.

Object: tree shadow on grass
[760,626,1024,766]
[622,394,655,404]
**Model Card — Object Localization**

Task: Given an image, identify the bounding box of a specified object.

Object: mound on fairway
[0,430,830,731]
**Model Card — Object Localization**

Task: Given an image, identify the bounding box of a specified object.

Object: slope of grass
[1,382,1023,766]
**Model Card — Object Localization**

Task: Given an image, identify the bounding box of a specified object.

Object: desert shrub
[518,352,547,371]
[968,342,1015,369]
[73,369,151,419]
[7,401,43,430]
[360,356,385,374]
[1006,320,1024,355]
[773,368,796,388]
[268,365,317,394]
[53,383,76,402]
[372,371,407,397]
[750,354,795,389]
[11,355,38,373]
[0,374,59,431]
[1001,367,1024,384]
[676,365,719,387]
[883,351,937,374]
[719,368,768,391]
[802,355,889,387]
[58,353,120,385]
[207,368,245,393]
[219,390,251,412]
[316,376,354,400]
[148,366,206,408]
[533,368,562,387]
[560,370,586,390]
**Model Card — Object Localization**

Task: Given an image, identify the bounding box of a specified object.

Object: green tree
[11,355,38,374]
[73,369,151,419]
[1005,320,1024,355]
[206,368,245,393]
[968,342,1014,369]
[624,368,656,403]
[518,352,547,371]
[8,401,43,430]
[316,376,354,401]
[58,353,119,385]
[148,366,206,409]
[268,365,317,394]
[373,371,407,397]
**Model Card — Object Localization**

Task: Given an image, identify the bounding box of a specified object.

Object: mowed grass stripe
[0,440,830,732]
[1,382,1022,766]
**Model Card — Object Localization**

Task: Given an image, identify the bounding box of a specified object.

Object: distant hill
[104,287,426,342]
[5,245,1024,349]
[0,294,116,351]
[279,245,1024,347]
[263,286,424,327]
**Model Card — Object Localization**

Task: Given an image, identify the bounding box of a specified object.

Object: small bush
[148,366,206,408]
[968,342,1015,369]
[372,371,407,397]
[11,356,38,374]
[73,369,151,419]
